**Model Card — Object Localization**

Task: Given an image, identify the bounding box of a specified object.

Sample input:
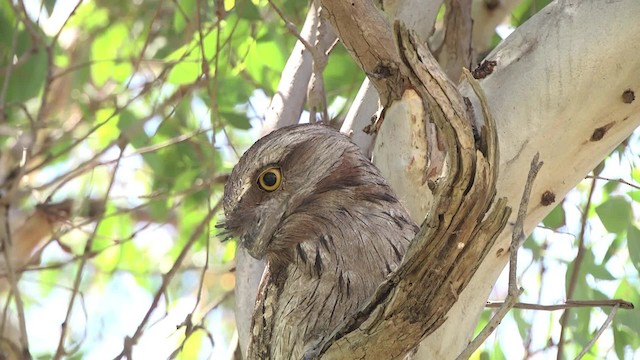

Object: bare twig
[113,201,222,360]
[486,299,634,311]
[574,304,620,360]
[36,0,83,125]
[0,19,20,123]
[52,144,125,360]
[0,207,30,357]
[267,0,331,124]
[456,153,543,360]
[585,174,640,190]
[557,176,597,359]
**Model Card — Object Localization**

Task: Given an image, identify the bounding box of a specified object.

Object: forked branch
[307,23,510,359]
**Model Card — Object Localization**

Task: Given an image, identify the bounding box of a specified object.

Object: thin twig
[456,153,543,360]
[52,145,125,360]
[36,0,83,125]
[267,0,330,123]
[0,206,30,358]
[486,299,634,311]
[0,19,20,123]
[574,304,620,360]
[113,201,222,360]
[557,176,597,359]
[191,194,213,316]
[585,175,640,190]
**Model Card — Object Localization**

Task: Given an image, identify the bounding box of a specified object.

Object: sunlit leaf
[0,4,48,103]
[91,108,121,149]
[627,225,640,273]
[603,234,624,264]
[222,240,237,263]
[91,23,133,86]
[565,260,593,300]
[222,111,251,129]
[613,278,640,334]
[236,0,261,20]
[174,0,196,32]
[628,190,640,203]
[595,196,632,234]
[542,203,565,229]
[224,0,235,12]
[44,0,57,14]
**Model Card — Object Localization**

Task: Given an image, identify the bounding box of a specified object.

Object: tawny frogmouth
[220,124,418,359]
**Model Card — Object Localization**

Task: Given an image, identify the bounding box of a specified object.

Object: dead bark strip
[305,18,510,358]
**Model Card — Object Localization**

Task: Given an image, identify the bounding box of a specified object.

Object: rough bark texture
[221,126,417,359]
[415,1,640,357]
[235,0,640,358]
[235,4,337,354]
[306,23,509,358]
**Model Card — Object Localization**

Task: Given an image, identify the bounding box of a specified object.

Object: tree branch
[556,176,597,359]
[574,305,620,360]
[456,153,542,360]
[485,299,634,311]
[309,24,510,360]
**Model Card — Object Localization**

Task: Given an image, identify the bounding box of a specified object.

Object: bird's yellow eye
[257,167,282,192]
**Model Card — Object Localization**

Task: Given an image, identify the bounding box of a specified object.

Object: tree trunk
[235,0,640,358]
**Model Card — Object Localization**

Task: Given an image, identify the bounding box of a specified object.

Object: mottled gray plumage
[221,124,418,359]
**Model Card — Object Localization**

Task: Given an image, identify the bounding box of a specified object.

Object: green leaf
[91,23,132,86]
[149,198,171,222]
[173,0,196,32]
[628,225,640,273]
[244,36,286,90]
[222,240,237,263]
[0,6,48,103]
[38,268,60,297]
[613,278,640,333]
[177,329,206,360]
[512,310,530,341]
[542,203,565,229]
[117,110,149,148]
[236,0,261,20]
[584,250,615,280]
[631,166,640,183]
[166,48,201,85]
[565,260,593,300]
[222,111,251,129]
[44,0,57,14]
[628,190,640,203]
[595,196,632,234]
[613,325,631,360]
[603,234,624,264]
[603,179,619,195]
[91,108,120,149]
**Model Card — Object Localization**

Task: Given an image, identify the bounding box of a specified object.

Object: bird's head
[218,124,370,261]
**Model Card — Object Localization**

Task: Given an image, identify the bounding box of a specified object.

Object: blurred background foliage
[0,0,638,359]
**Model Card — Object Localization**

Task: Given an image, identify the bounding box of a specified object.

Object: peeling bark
[236,0,640,358]
[307,25,509,359]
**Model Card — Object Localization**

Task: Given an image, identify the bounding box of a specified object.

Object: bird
[219,124,418,359]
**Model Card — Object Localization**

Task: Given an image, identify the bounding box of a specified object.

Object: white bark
[236,2,443,357]
[236,0,640,358]
[340,0,443,151]
[235,5,332,355]
[471,0,523,54]
[373,0,640,357]
[260,3,336,135]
